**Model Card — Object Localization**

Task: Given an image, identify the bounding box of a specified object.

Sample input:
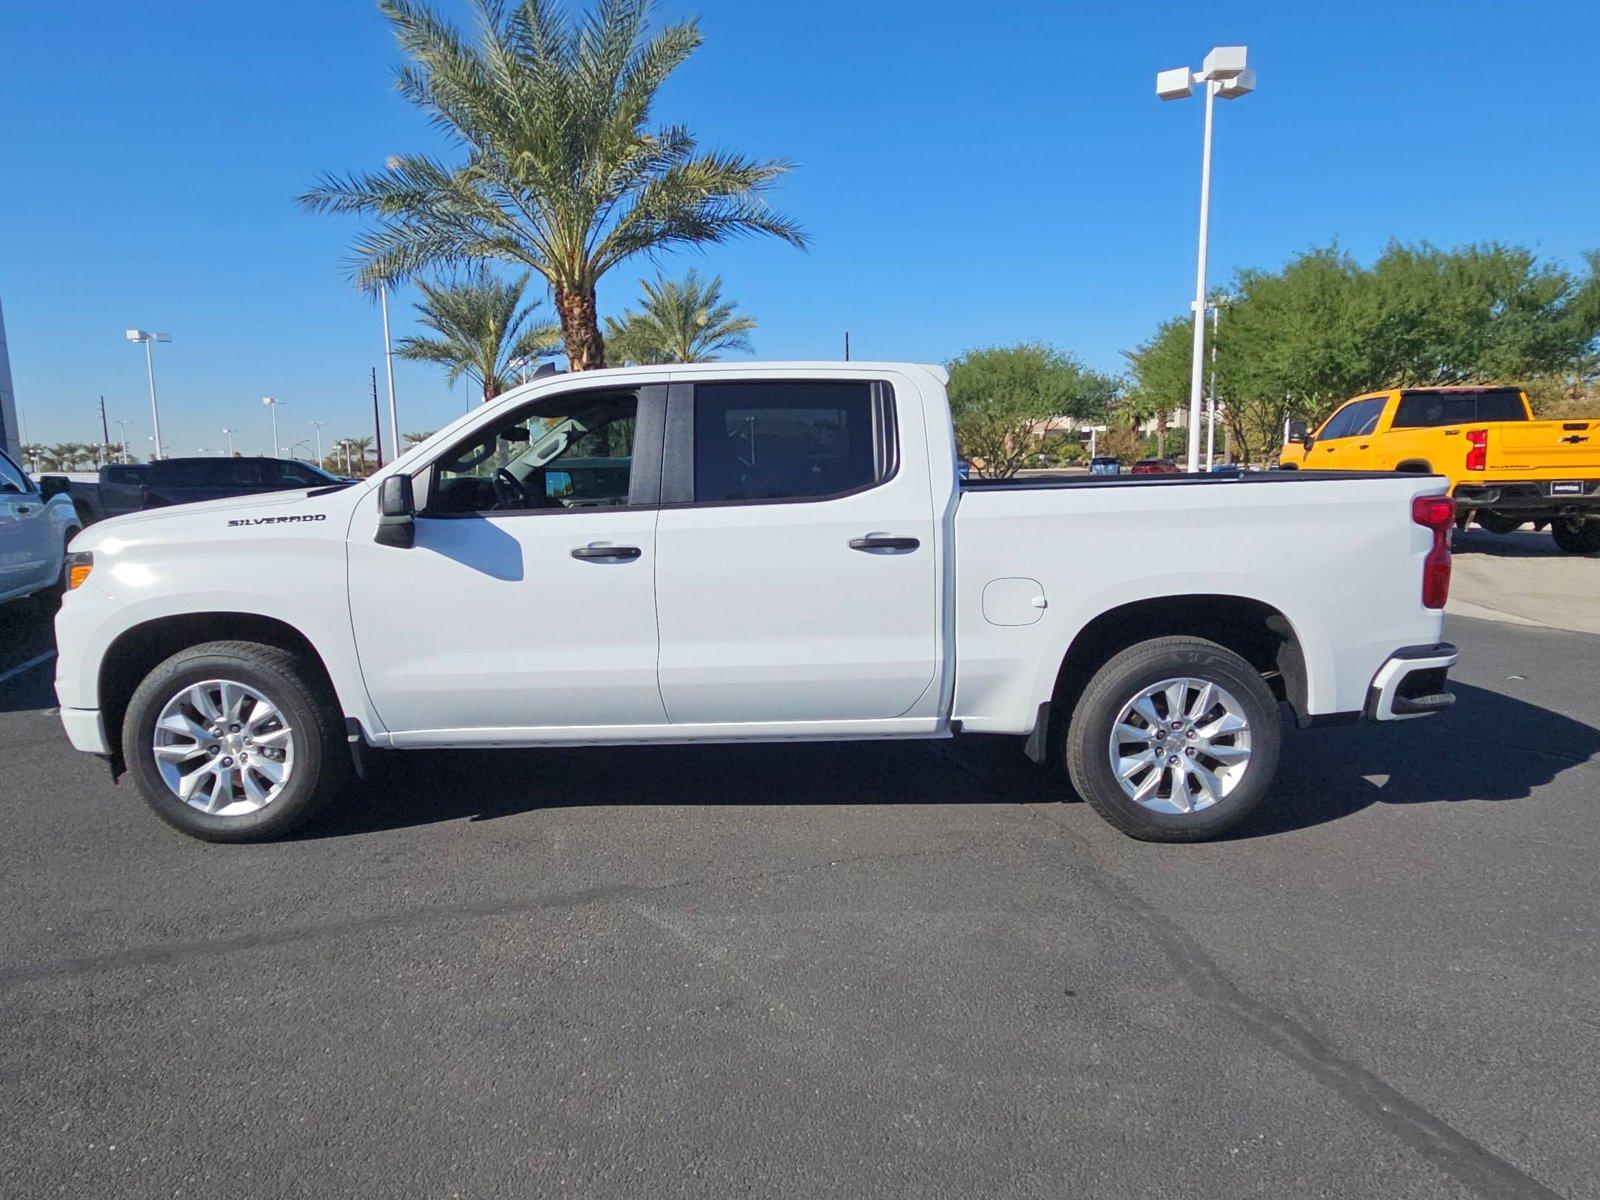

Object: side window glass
[431,392,638,515]
[692,381,888,503]
[0,451,27,493]
[1350,399,1384,437]
[1318,403,1358,441]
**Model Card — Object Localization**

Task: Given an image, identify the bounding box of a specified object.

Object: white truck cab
[55,362,1458,843]
[0,447,81,608]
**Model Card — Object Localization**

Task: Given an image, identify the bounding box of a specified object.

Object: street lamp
[262,396,283,458]
[113,418,132,463]
[1156,46,1256,473]
[1206,295,1229,469]
[124,329,171,459]
[220,427,235,457]
[197,446,213,456]
[379,156,404,456]
[311,419,326,467]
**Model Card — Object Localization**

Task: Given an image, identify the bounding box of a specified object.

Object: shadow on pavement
[1454,527,1597,558]
[296,682,1598,842]
[1231,682,1600,839]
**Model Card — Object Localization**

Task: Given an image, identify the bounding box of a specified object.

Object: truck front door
[653,375,940,725]
[347,386,668,738]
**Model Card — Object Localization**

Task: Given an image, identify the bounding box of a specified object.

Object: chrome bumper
[1365,643,1459,722]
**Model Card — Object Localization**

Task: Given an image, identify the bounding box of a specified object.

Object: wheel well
[98,613,337,768]
[1394,460,1433,473]
[1049,595,1308,738]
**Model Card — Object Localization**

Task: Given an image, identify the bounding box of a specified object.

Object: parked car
[1087,456,1121,476]
[1130,457,1181,475]
[1279,386,1600,553]
[55,362,1458,845]
[0,447,82,608]
[47,456,352,524]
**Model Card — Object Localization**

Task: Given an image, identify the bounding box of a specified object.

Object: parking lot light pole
[220,427,235,457]
[1156,47,1256,473]
[311,419,325,467]
[262,396,283,458]
[1206,296,1228,469]
[124,329,171,459]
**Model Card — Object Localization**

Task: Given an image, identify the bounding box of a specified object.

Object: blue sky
[5,0,1598,454]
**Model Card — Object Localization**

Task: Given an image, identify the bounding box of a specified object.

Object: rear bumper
[1365,643,1458,721]
[59,706,111,754]
[1453,479,1600,512]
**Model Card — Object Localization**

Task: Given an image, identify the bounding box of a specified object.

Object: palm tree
[403,430,437,447]
[300,0,805,370]
[346,436,376,475]
[604,270,756,365]
[395,268,561,403]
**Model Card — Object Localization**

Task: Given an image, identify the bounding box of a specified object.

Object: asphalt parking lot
[2,544,1597,1197]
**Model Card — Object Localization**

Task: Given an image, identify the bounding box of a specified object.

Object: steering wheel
[492,468,528,509]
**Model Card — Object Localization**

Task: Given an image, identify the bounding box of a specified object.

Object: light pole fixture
[220,427,235,457]
[1156,46,1256,473]
[125,329,171,459]
[197,446,213,456]
[379,156,404,457]
[311,419,326,466]
[262,396,283,458]
[1206,295,1230,470]
[113,418,133,463]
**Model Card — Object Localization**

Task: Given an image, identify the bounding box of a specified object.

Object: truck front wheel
[1064,637,1282,842]
[122,640,348,842]
[1551,517,1600,554]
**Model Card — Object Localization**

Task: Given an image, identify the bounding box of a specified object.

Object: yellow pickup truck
[1279,386,1600,553]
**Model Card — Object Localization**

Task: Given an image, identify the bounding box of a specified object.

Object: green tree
[604,270,756,364]
[395,267,562,403]
[946,343,1119,478]
[301,0,805,370]
[1126,242,1600,464]
[402,430,437,447]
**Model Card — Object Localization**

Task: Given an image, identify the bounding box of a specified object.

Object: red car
[1130,457,1181,475]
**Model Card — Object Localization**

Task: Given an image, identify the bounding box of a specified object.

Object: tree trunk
[554,284,604,371]
[1156,411,1168,458]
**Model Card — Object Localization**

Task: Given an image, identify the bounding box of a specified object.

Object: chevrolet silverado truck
[1279,385,1600,553]
[0,446,81,607]
[55,362,1459,844]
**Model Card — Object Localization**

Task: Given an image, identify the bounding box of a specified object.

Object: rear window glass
[1391,389,1527,428]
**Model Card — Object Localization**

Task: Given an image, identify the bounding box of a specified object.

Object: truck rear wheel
[122,640,348,842]
[1551,518,1600,554]
[1064,637,1281,842]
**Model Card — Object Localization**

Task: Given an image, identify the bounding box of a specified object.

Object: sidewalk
[1448,527,1600,635]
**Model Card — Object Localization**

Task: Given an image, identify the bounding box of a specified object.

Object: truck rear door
[652,374,940,725]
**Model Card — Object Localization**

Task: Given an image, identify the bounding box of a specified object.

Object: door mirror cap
[1285,419,1308,445]
[375,475,416,548]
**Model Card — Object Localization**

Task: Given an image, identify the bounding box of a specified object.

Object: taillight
[1464,428,1487,471]
[1412,494,1454,609]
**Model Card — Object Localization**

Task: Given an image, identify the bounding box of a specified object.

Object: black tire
[122,640,348,842]
[1551,518,1600,554]
[1474,511,1525,535]
[1064,636,1282,842]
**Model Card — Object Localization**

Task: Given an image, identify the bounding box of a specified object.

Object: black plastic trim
[1301,710,1361,729]
[960,469,1446,492]
[1022,702,1051,763]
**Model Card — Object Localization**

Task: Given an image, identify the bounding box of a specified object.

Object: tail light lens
[1412,494,1454,609]
[1465,428,1487,471]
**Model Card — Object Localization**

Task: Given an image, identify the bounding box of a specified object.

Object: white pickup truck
[54,362,1459,843]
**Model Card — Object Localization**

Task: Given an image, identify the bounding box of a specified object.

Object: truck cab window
[692,381,890,503]
[430,393,638,515]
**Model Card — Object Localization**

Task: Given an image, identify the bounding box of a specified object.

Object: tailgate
[1488,420,1600,474]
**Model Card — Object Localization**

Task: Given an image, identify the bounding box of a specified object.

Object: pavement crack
[1038,811,1566,1200]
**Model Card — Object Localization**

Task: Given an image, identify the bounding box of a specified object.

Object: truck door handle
[15,505,34,515]
[849,535,920,552]
[570,544,641,561]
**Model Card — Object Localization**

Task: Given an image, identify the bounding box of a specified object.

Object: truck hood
[73,485,364,550]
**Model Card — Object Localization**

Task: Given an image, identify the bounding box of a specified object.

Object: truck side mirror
[375,475,415,548]
[1285,419,1308,445]
[39,475,69,499]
